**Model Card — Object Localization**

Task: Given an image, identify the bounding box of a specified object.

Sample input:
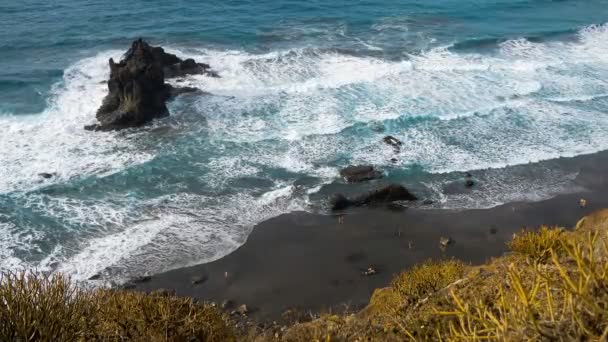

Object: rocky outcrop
[330,194,352,211]
[339,165,382,183]
[353,184,417,205]
[164,58,219,78]
[86,39,217,131]
[330,184,417,211]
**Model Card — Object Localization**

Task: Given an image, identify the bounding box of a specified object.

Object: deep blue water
[0,0,607,281]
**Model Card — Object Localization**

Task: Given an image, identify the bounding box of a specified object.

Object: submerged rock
[86,39,216,131]
[339,165,382,183]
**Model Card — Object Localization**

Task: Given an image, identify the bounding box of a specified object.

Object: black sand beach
[135,149,608,322]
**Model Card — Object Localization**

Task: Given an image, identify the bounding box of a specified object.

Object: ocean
[1,0,607,282]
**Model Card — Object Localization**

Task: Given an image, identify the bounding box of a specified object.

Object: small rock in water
[339,165,382,183]
[390,158,398,163]
[38,173,55,179]
[88,273,102,281]
[439,236,453,248]
[191,275,208,285]
[383,135,403,147]
[465,179,475,188]
[361,266,377,276]
[579,198,588,208]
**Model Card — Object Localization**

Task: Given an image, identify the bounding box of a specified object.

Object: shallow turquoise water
[0,1,607,281]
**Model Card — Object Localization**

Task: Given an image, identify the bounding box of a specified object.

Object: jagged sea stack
[86,39,217,131]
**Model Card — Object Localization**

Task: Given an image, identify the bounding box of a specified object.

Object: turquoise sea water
[1,0,607,281]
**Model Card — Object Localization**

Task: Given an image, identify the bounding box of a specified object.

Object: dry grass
[0,271,234,342]
[508,225,568,262]
[391,260,467,305]
[442,230,608,340]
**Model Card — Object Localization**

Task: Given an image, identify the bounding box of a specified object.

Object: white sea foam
[172,23,608,173]
[51,189,305,281]
[1,23,607,281]
[0,50,153,194]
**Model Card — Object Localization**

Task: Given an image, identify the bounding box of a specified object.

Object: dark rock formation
[164,58,219,78]
[383,135,402,147]
[330,184,417,211]
[330,194,351,211]
[86,39,216,131]
[352,184,417,206]
[339,165,382,183]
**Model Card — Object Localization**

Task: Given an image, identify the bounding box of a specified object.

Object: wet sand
[135,150,608,322]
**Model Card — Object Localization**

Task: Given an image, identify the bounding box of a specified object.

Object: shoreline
[135,148,608,322]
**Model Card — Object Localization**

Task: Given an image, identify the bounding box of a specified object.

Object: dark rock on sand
[236,304,249,316]
[352,184,417,206]
[132,275,152,283]
[221,299,235,310]
[191,275,208,285]
[87,39,216,131]
[329,194,352,211]
[339,165,382,183]
[330,184,417,211]
[439,236,454,247]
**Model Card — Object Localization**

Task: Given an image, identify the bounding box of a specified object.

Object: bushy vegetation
[507,225,568,262]
[5,210,608,341]
[0,272,234,341]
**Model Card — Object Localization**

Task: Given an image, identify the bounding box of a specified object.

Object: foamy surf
[0,23,607,282]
